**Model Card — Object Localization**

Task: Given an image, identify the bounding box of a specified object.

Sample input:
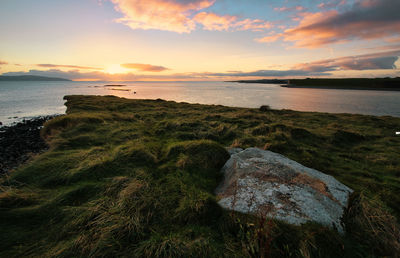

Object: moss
[1,95,400,257]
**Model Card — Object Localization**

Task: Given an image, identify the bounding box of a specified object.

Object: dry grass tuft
[344,192,400,256]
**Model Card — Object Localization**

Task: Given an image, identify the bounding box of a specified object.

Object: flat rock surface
[216,148,353,232]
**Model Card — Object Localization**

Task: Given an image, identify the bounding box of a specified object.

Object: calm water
[1,81,400,126]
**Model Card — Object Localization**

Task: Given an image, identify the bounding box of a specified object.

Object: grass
[1,95,399,257]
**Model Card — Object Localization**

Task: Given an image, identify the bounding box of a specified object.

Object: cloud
[205,51,399,78]
[111,0,272,33]
[1,69,203,81]
[0,61,8,65]
[193,12,273,32]
[2,69,106,80]
[1,67,328,80]
[193,12,237,31]
[292,50,400,72]
[121,63,170,72]
[318,0,347,10]
[279,0,400,48]
[4,51,398,80]
[255,34,281,43]
[205,70,330,77]
[234,19,273,31]
[36,64,103,70]
[201,50,400,77]
[111,0,215,33]
[364,44,400,52]
[274,6,306,12]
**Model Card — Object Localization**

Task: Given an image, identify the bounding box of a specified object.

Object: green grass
[1,95,399,257]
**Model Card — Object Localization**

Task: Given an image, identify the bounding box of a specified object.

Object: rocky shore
[0,116,55,174]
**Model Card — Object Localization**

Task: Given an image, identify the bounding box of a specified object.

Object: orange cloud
[274,6,305,12]
[193,12,273,32]
[280,0,400,48]
[359,0,380,7]
[121,63,169,72]
[292,50,400,71]
[235,19,273,31]
[0,61,8,65]
[193,12,237,31]
[36,64,102,70]
[111,0,215,33]
[3,50,399,80]
[386,37,400,43]
[255,34,281,43]
[111,0,273,33]
[318,0,346,9]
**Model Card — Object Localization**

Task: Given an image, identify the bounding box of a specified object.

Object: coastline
[281,84,400,91]
[0,116,56,174]
[1,80,400,118]
[232,78,400,91]
[1,95,399,256]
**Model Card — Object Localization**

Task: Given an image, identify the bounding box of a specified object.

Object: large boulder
[216,148,353,232]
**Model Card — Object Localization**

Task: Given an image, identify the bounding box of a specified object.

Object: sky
[0,0,399,81]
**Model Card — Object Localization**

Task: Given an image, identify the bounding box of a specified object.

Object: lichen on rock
[216,148,353,232]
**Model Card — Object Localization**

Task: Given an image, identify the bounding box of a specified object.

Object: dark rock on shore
[0,116,55,174]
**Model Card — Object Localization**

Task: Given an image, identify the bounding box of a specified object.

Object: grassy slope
[1,95,399,257]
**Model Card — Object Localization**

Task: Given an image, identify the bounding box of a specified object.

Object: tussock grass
[344,193,400,256]
[1,95,399,257]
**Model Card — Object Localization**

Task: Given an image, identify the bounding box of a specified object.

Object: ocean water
[1,81,400,126]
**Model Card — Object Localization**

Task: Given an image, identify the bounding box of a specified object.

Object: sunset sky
[1,0,399,81]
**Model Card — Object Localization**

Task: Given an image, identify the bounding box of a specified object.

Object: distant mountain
[230,79,289,84]
[0,75,71,81]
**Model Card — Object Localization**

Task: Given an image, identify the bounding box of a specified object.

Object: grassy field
[1,95,399,257]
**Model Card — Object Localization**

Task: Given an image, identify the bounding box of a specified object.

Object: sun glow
[105,64,129,74]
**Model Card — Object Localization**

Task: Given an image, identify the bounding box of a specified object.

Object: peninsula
[233,78,400,91]
[0,75,71,81]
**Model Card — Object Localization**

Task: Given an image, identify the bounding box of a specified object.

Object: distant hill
[232,78,400,91]
[229,79,289,84]
[286,78,400,90]
[0,75,71,81]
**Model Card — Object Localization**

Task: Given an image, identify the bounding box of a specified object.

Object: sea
[1,81,400,126]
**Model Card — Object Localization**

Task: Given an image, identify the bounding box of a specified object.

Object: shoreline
[280,84,400,91]
[0,116,56,174]
[232,78,400,91]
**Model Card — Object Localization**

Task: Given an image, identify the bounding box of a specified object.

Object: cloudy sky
[0,0,399,81]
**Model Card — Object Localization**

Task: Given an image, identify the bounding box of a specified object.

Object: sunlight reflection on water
[1,81,399,125]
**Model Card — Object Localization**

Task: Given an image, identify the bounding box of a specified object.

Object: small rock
[259,105,271,111]
[216,147,353,232]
